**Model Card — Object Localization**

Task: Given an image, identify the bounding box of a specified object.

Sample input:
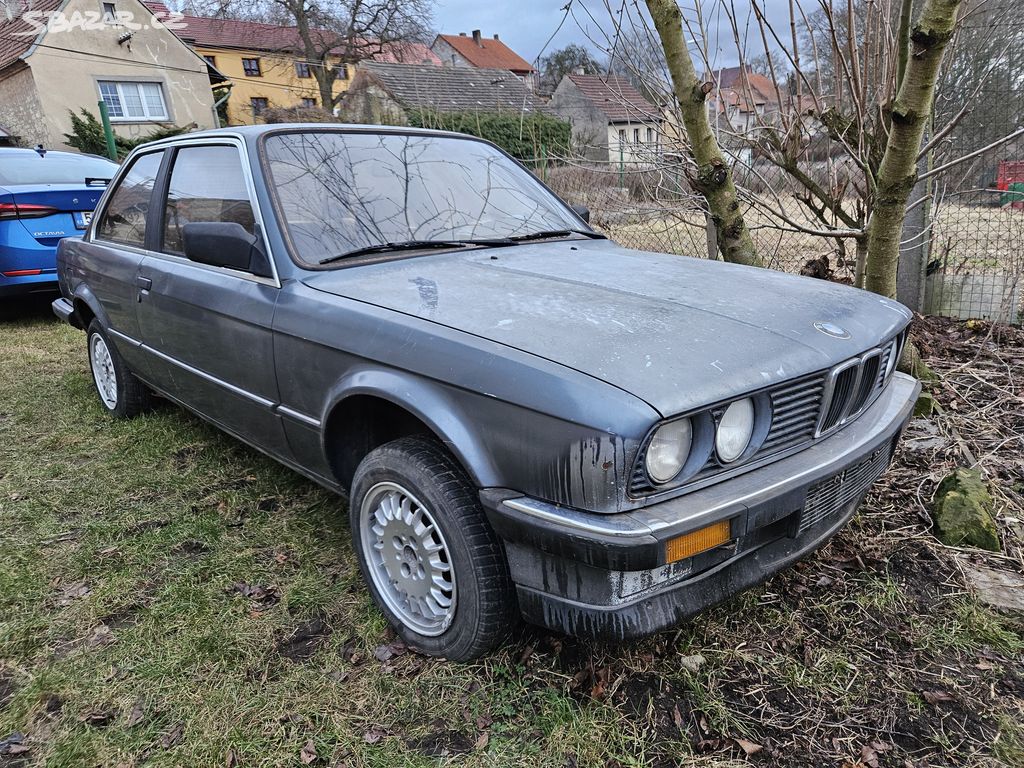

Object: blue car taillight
[0,202,59,220]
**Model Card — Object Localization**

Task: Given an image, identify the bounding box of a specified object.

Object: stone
[932,468,1000,551]
[961,561,1024,618]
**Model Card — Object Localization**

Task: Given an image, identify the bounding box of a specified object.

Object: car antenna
[34,144,46,158]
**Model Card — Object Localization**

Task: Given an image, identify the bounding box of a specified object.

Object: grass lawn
[0,299,1021,767]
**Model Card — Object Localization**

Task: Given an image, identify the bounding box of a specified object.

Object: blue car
[0,147,119,297]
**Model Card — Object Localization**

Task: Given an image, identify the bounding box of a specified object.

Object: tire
[86,320,151,418]
[349,435,517,660]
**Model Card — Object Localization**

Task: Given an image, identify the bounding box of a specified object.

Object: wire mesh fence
[521,12,1024,325]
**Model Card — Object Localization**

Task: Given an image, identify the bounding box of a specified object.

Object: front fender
[320,365,502,488]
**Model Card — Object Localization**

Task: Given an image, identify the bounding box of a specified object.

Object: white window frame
[98,80,170,122]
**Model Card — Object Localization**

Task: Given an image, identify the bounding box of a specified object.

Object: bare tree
[189,0,433,110]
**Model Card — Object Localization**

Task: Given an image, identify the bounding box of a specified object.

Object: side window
[161,145,256,255]
[96,151,163,247]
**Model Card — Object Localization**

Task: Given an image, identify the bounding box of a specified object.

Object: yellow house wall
[195,45,350,125]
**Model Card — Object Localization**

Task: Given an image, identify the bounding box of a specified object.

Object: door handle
[136,275,152,303]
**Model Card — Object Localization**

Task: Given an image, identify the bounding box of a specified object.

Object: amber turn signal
[665,520,732,563]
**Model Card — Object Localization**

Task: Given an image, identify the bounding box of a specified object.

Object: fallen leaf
[57,581,91,606]
[299,739,317,764]
[225,748,238,767]
[735,737,763,756]
[672,704,684,730]
[860,742,881,768]
[363,726,387,744]
[80,709,115,727]
[161,722,184,749]
[86,624,116,649]
[125,697,145,727]
[922,690,954,705]
[474,731,489,750]
[475,714,492,731]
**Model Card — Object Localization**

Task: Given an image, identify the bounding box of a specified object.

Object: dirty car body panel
[53,125,919,645]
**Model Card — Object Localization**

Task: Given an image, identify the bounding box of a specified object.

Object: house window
[250,97,269,117]
[617,129,626,148]
[101,2,116,22]
[242,58,262,77]
[295,61,311,78]
[337,64,348,80]
[203,55,216,67]
[646,127,655,143]
[300,97,316,108]
[98,81,169,121]
[633,128,641,144]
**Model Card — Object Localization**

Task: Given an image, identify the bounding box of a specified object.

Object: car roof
[0,147,116,162]
[133,123,487,150]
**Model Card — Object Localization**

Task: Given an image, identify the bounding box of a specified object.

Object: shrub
[63,109,190,160]
[261,106,338,124]
[405,109,571,163]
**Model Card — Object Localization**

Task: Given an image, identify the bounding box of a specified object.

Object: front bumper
[481,372,920,640]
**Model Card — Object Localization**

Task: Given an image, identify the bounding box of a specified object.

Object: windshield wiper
[508,229,606,243]
[319,240,475,265]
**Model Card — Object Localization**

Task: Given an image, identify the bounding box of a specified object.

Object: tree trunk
[645,0,764,268]
[864,0,962,298]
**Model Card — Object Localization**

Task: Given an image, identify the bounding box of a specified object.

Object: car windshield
[262,131,583,265]
[0,152,118,186]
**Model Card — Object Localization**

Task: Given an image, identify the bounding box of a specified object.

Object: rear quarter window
[95,151,163,247]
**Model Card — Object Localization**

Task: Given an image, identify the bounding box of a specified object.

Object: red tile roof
[0,0,63,71]
[144,4,439,64]
[435,33,534,74]
[565,73,659,123]
[708,65,781,110]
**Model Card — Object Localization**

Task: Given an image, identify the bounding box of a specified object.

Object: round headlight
[645,418,692,484]
[716,398,755,463]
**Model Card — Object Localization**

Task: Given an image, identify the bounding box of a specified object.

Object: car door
[75,150,165,374]
[135,141,288,456]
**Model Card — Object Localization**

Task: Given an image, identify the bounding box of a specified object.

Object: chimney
[573,66,585,75]
[472,29,482,46]
[459,31,467,36]
[493,34,499,40]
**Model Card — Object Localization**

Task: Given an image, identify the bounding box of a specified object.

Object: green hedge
[406,109,570,163]
[63,109,189,160]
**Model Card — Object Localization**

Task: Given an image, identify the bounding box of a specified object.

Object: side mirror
[182,222,273,278]
[571,204,590,224]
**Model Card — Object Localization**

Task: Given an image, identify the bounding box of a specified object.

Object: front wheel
[87,321,150,418]
[349,436,516,660]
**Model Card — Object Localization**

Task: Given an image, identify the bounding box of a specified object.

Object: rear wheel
[349,436,516,660]
[87,320,150,418]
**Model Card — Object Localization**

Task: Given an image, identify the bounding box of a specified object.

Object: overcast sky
[433,0,795,69]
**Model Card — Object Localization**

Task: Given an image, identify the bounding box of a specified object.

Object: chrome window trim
[90,135,282,289]
[86,147,166,246]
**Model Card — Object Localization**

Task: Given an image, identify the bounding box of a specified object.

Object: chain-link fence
[523,11,1023,324]
[922,16,1024,324]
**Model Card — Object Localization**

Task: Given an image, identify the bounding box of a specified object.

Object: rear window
[0,152,118,186]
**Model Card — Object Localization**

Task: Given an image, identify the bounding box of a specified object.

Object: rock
[914,391,940,418]
[960,561,1024,619]
[932,468,1000,551]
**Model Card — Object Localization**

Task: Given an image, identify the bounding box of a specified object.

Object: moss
[932,468,1000,551]
[914,391,940,417]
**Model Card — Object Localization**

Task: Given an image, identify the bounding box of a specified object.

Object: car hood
[301,239,912,416]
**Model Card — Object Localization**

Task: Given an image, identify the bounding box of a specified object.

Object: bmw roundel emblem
[814,321,851,339]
